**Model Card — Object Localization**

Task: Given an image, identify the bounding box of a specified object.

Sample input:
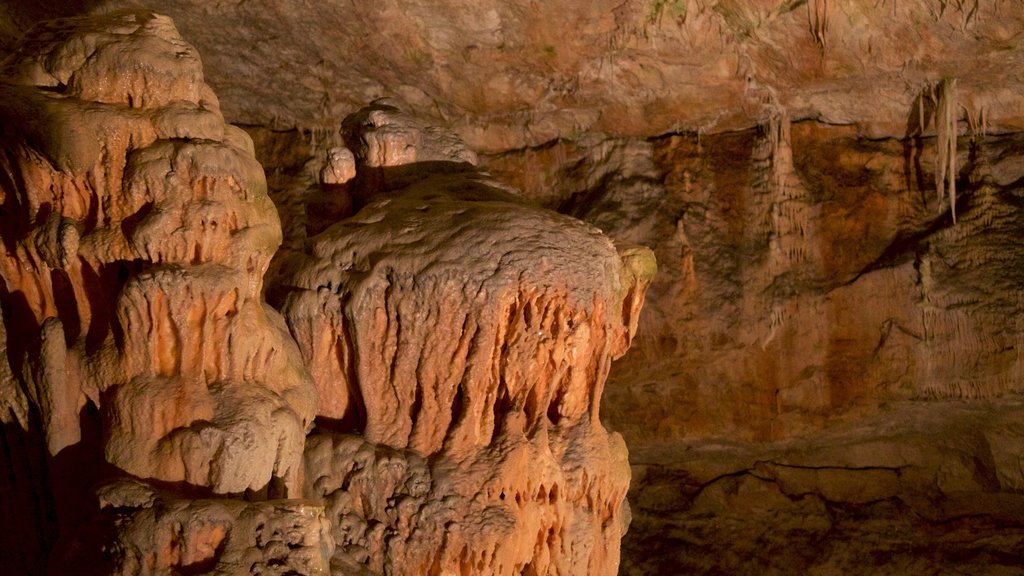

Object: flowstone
[281,103,654,575]
[0,12,652,575]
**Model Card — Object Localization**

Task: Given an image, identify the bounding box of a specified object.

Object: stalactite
[808,0,829,50]
[934,78,958,223]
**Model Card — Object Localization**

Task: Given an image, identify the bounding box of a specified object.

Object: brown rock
[625,399,1024,575]
[0,14,652,574]
[8,1,1024,152]
[479,112,1024,574]
[283,183,644,450]
[8,3,1023,573]
[495,119,1024,446]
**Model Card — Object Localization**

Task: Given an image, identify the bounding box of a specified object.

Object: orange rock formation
[0,12,652,575]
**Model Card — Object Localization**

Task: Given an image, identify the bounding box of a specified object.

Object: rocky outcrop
[55,478,335,575]
[233,47,1024,573]
[0,11,319,573]
[5,2,1024,574]
[278,105,654,575]
[481,110,1024,574]
[0,9,316,496]
[481,118,1024,443]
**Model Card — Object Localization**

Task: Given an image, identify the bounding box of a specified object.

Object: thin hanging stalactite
[808,0,829,51]
[934,78,958,224]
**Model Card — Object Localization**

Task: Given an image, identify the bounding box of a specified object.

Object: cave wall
[483,118,1024,441]
[3,2,1024,575]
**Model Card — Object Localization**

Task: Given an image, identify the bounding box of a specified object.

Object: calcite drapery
[0,10,315,497]
[284,183,643,452]
[279,104,654,575]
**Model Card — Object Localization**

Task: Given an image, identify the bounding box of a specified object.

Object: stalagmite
[0,12,652,575]
[4,2,1024,574]
[282,103,653,575]
[0,11,317,573]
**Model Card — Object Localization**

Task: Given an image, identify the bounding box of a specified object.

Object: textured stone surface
[0,11,316,498]
[5,2,1024,575]
[479,120,1024,442]
[0,12,316,574]
[624,399,1024,575]
[0,13,650,575]
[6,1,1024,152]
[276,105,653,574]
[232,36,1024,572]
[54,477,335,575]
[479,115,1024,573]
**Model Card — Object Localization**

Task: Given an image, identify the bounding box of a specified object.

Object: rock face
[0,12,650,575]
[624,398,1024,575]
[554,121,1024,443]
[481,105,1024,573]
[0,12,326,573]
[67,478,335,575]
[0,10,315,496]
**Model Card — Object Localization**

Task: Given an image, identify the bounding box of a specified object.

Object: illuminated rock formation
[9,2,1024,574]
[0,11,320,573]
[0,13,650,575]
[282,104,653,575]
[0,10,316,496]
[79,477,334,575]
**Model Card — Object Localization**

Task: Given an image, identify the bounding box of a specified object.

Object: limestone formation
[0,10,316,498]
[5,2,1024,575]
[9,1,1024,153]
[0,11,320,573]
[0,12,651,575]
[484,111,1024,574]
[59,478,335,575]
[280,105,653,574]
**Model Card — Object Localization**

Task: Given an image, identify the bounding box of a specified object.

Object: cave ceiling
[4,1,1024,151]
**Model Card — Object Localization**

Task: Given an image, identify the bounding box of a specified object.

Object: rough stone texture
[6,1,1024,153]
[6,2,1024,575]
[276,105,654,574]
[235,46,1024,574]
[0,10,316,496]
[0,12,651,575]
[624,399,1024,575]
[0,11,320,573]
[481,115,1024,572]
[501,121,1024,443]
[53,477,335,575]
